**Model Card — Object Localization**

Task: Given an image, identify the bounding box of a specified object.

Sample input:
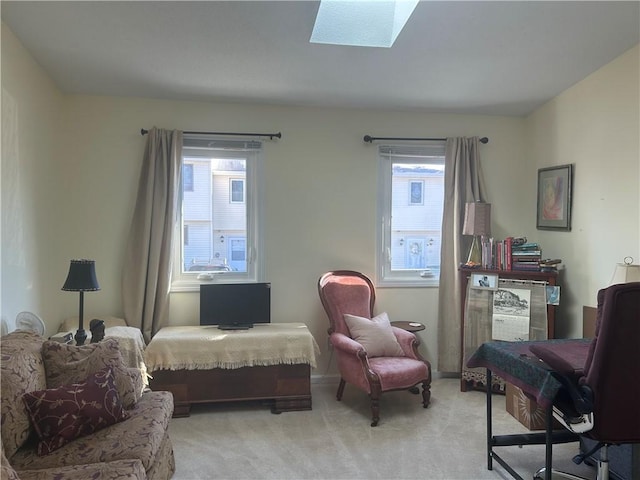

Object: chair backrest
[581,281,640,443]
[318,271,375,337]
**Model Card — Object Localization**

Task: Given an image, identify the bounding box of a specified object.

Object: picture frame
[537,164,573,231]
[546,285,561,306]
[470,273,498,290]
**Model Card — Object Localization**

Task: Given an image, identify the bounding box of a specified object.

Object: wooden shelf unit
[459,267,558,392]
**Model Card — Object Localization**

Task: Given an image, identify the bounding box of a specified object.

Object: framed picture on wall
[537,164,573,231]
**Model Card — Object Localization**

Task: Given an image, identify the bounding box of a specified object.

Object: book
[505,237,513,271]
[512,243,540,251]
[512,250,542,256]
[511,255,542,261]
[512,263,540,272]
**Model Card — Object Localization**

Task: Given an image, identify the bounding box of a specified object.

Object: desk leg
[544,407,553,480]
[486,368,493,470]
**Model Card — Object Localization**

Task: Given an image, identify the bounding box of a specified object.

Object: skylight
[310,0,419,48]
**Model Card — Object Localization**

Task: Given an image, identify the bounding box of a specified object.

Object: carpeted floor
[168,377,596,480]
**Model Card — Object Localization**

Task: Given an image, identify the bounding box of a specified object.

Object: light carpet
[168,378,596,480]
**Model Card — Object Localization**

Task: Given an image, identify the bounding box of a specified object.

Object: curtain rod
[140,128,281,140]
[363,135,488,144]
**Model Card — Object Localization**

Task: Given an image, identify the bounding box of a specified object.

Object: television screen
[200,283,271,326]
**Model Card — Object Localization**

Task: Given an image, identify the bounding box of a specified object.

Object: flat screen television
[200,282,271,327]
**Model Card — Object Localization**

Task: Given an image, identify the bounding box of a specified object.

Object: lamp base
[465,235,482,266]
[74,329,87,346]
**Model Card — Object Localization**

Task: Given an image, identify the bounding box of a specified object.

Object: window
[171,135,264,291]
[409,180,424,205]
[183,164,194,192]
[377,143,445,286]
[230,178,245,203]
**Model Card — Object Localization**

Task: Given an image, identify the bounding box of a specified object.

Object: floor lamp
[462,202,491,267]
[62,259,100,346]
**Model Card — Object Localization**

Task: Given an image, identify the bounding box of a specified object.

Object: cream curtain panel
[437,137,487,372]
[122,128,182,342]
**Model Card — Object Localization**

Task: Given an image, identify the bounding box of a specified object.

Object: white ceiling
[2,1,639,116]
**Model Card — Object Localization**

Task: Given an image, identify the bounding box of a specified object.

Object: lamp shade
[61,259,100,292]
[609,257,640,286]
[462,202,491,236]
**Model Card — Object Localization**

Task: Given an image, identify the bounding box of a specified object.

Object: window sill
[376,278,440,288]
[171,273,256,293]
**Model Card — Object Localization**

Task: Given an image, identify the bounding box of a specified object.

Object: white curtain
[437,137,487,372]
[122,128,182,342]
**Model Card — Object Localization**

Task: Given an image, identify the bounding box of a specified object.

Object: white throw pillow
[343,312,405,358]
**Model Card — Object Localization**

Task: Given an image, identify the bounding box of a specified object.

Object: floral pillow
[42,338,137,409]
[22,367,128,455]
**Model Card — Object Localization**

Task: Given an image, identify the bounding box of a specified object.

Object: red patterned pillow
[22,367,128,455]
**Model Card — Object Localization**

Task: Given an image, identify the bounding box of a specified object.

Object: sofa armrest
[127,368,145,403]
[15,459,146,480]
[1,447,20,480]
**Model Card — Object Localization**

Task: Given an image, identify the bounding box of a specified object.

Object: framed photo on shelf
[546,285,561,305]
[470,273,498,290]
[537,164,573,231]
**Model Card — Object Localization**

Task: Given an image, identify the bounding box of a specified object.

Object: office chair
[529,282,640,480]
[318,270,431,426]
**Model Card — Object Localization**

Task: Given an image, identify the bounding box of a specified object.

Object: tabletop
[466,338,590,408]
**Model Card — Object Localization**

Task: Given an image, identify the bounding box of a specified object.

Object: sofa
[1,331,175,480]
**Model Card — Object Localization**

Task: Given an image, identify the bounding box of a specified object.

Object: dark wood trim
[149,363,312,417]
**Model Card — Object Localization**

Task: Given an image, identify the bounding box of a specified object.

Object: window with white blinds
[377,142,445,286]
[171,135,264,291]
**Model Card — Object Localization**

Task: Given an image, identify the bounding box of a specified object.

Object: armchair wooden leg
[370,384,382,427]
[370,395,380,427]
[421,381,431,408]
[336,378,346,401]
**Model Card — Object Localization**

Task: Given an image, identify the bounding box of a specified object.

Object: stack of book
[511,242,542,271]
[475,237,558,273]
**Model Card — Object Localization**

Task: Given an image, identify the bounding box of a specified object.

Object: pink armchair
[318,270,431,426]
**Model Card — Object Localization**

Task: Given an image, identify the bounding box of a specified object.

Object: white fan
[15,311,45,336]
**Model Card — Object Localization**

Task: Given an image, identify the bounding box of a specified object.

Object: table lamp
[609,256,640,285]
[62,259,100,345]
[462,202,491,266]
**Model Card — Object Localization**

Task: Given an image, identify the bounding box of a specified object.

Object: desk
[467,339,590,480]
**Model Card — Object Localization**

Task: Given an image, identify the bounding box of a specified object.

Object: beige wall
[1,25,63,332]
[525,44,639,337]
[47,96,525,373]
[2,21,638,373]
